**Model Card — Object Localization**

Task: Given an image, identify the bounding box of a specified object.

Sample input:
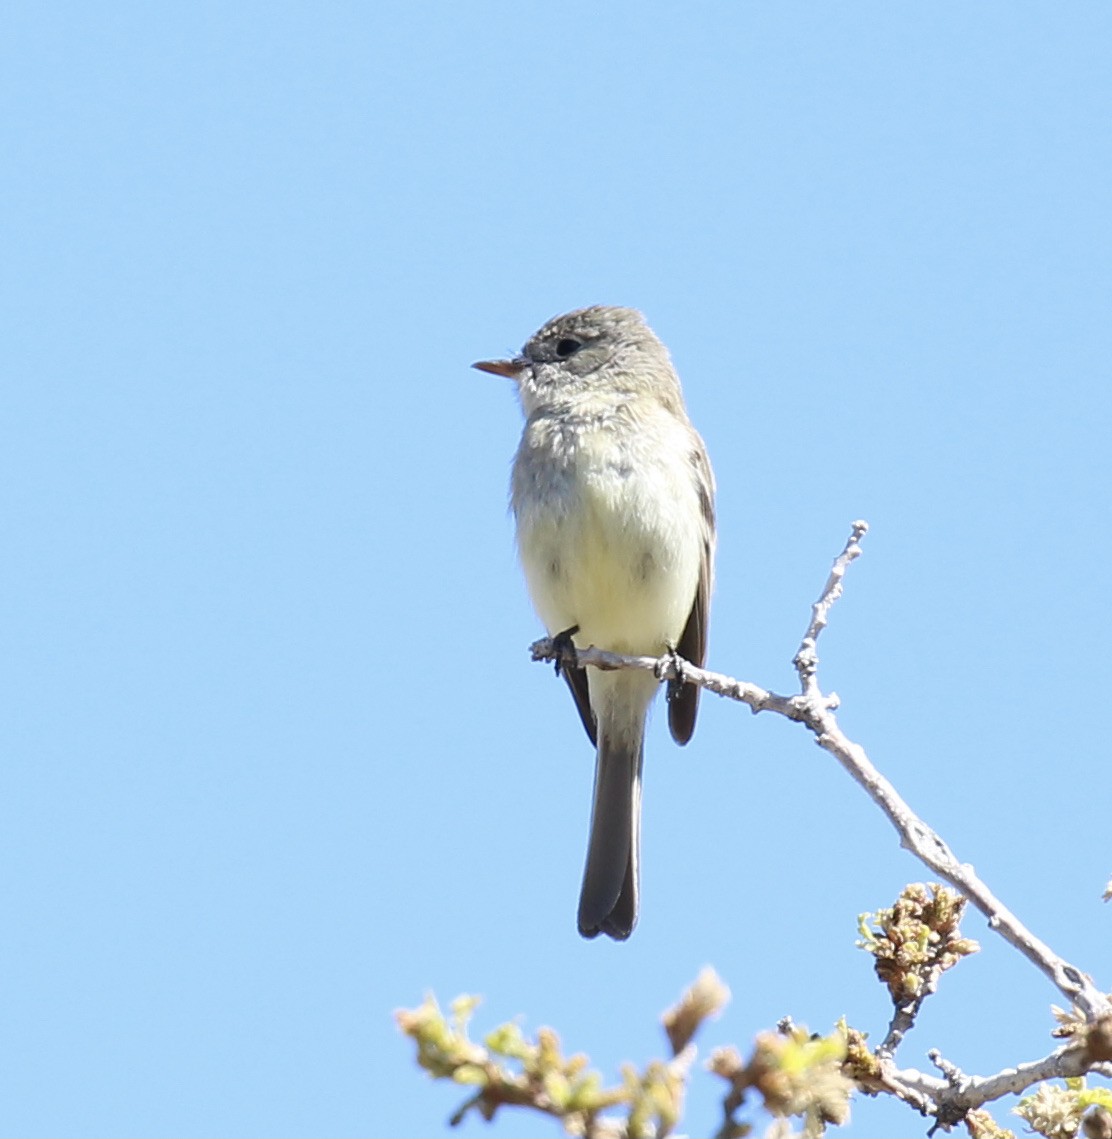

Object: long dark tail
[577,730,642,940]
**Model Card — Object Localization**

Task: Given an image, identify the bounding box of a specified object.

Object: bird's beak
[472,357,525,378]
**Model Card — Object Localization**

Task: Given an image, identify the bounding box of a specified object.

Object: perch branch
[529,521,1109,1024]
[875,1040,1110,1127]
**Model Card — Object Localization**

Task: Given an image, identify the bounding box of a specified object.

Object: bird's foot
[551,625,580,678]
[657,644,690,697]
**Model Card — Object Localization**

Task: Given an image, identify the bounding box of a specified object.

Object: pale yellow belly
[517,469,702,657]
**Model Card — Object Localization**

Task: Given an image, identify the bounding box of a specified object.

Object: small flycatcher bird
[474,306,715,940]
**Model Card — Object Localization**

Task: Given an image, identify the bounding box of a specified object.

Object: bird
[474,306,715,939]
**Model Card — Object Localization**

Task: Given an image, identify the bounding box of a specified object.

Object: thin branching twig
[531,521,1107,1024]
[530,520,1112,1129]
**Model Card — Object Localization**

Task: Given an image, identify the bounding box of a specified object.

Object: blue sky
[3,3,1111,1137]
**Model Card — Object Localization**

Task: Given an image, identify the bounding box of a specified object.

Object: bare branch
[793,519,869,698]
[880,998,924,1060]
[878,1039,1103,1127]
[530,521,1110,1024]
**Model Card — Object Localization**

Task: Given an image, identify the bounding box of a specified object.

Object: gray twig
[529,520,1112,1127]
[531,520,1108,1021]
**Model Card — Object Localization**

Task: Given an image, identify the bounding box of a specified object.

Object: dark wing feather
[563,662,597,746]
[668,443,715,745]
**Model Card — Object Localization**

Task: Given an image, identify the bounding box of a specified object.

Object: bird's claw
[551,625,580,678]
[659,645,689,698]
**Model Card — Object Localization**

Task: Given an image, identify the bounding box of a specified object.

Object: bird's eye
[555,337,583,359]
